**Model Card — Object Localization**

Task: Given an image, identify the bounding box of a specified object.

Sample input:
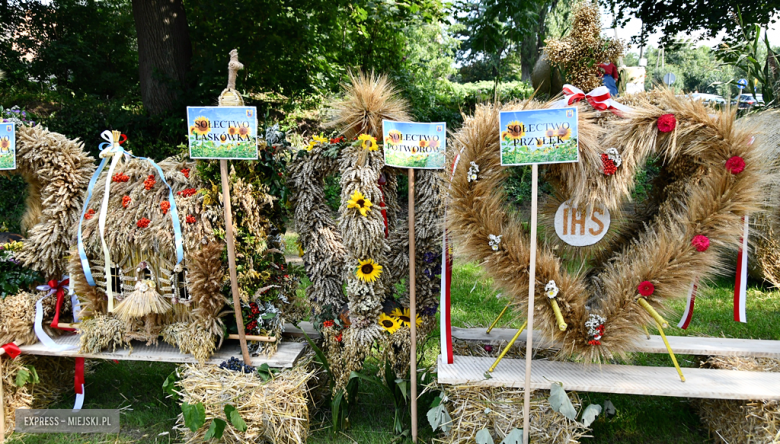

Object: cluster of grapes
[218,357,255,374]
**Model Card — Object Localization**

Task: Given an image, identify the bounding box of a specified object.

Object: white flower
[605,148,622,167]
[545,280,559,299]
[467,161,480,182]
[488,234,502,251]
[585,314,606,336]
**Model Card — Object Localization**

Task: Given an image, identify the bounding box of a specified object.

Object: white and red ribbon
[440,153,461,365]
[552,84,632,116]
[734,215,749,323]
[677,280,698,329]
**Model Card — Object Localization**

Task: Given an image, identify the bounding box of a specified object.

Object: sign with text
[187,106,258,160]
[499,108,579,166]
[382,120,446,169]
[16,409,120,434]
[554,201,610,246]
[0,122,16,170]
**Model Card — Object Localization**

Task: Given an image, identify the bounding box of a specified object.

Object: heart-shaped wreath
[445,91,770,361]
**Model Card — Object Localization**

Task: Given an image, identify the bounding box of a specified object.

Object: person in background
[599,60,619,96]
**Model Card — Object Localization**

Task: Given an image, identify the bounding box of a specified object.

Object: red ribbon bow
[47,278,74,331]
[1,342,21,359]
[561,85,632,116]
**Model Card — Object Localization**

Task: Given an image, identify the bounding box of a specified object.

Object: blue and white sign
[0,122,16,170]
[499,108,579,166]
[187,106,258,160]
[382,120,446,169]
[737,78,748,89]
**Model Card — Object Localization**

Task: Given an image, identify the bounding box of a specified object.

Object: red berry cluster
[588,339,601,346]
[180,168,190,179]
[112,173,129,183]
[122,196,131,208]
[143,175,156,190]
[177,188,197,198]
[84,208,96,220]
[323,320,335,328]
[186,215,196,224]
[330,136,346,144]
[137,218,150,228]
[335,332,343,342]
[250,302,260,315]
[160,201,170,215]
[601,154,617,176]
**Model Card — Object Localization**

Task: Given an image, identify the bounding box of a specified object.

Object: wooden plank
[283,321,320,339]
[437,356,780,400]
[452,327,780,358]
[19,334,306,368]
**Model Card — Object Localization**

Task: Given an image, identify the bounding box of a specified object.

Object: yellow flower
[387,130,402,146]
[501,131,510,141]
[0,137,8,152]
[306,135,328,151]
[391,307,422,328]
[356,258,382,283]
[536,139,544,148]
[419,140,429,148]
[379,313,401,334]
[545,128,556,138]
[557,127,571,141]
[358,134,378,151]
[193,116,211,136]
[347,190,372,216]
[506,121,525,140]
[228,126,238,136]
[238,123,252,138]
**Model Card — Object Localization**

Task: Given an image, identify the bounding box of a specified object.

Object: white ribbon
[33,293,78,352]
[73,385,85,411]
[550,84,633,116]
[97,130,124,312]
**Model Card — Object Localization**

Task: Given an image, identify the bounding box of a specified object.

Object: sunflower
[535,138,544,148]
[506,121,525,140]
[347,190,372,216]
[419,140,429,148]
[193,116,210,135]
[356,258,382,283]
[228,126,238,136]
[238,123,252,138]
[557,127,571,141]
[429,139,440,149]
[219,134,227,143]
[0,137,9,151]
[391,307,422,328]
[387,129,402,146]
[307,135,328,151]
[501,131,510,141]
[379,313,401,334]
[358,134,378,151]
[545,128,556,138]
[189,126,198,135]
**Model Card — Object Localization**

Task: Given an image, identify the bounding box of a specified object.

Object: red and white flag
[440,153,461,365]
[734,215,749,323]
[677,280,698,329]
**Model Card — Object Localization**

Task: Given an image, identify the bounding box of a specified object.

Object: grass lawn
[9,254,780,443]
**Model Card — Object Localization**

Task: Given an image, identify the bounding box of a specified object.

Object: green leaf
[475,428,494,444]
[426,403,452,434]
[396,378,409,403]
[162,371,179,401]
[549,382,577,421]
[331,389,345,433]
[182,402,206,432]
[581,404,602,427]
[27,366,39,384]
[500,428,523,444]
[204,418,226,440]
[224,404,247,432]
[297,326,332,386]
[15,368,29,387]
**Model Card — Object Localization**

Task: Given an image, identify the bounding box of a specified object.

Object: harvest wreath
[445,90,770,362]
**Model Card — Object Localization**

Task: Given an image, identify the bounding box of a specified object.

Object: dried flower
[177,188,197,197]
[137,218,150,228]
[186,215,196,224]
[488,234,502,251]
[725,156,745,174]
[691,235,710,252]
[545,280,559,298]
[181,168,190,179]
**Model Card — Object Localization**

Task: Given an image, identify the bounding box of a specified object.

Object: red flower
[84,208,96,220]
[637,280,655,296]
[177,188,197,198]
[277,172,283,177]
[143,175,156,190]
[246,321,258,331]
[691,235,710,252]
[160,201,170,215]
[137,218,150,228]
[657,114,677,133]
[323,320,334,328]
[112,173,129,183]
[588,339,601,346]
[330,136,345,144]
[601,154,617,176]
[725,156,745,174]
[180,168,190,179]
[122,196,131,208]
[186,215,196,224]
[335,333,343,342]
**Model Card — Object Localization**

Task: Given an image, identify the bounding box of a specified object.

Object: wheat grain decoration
[444,90,772,362]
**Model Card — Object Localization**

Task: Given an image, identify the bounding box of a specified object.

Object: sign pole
[521,164,539,444]
[409,168,418,443]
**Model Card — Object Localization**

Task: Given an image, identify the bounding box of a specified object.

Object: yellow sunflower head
[419,140,429,148]
[193,116,210,135]
[557,127,571,141]
[347,190,373,216]
[501,131,511,141]
[238,123,252,138]
[228,126,238,136]
[219,134,227,143]
[506,121,525,139]
[387,130,402,146]
[356,258,382,283]
[379,313,401,334]
[545,128,556,138]
[535,138,544,148]
[391,307,422,328]
[0,137,8,150]
[358,134,378,151]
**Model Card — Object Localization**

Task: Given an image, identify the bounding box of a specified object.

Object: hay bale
[697,356,780,443]
[176,363,316,443]
[0,290,69,346]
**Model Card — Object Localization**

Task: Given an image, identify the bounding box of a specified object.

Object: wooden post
[221,160,252,366]
[0,355,4,443]
[521,164,539,444]
[409,168,418,443]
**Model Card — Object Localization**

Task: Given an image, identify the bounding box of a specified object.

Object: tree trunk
[132,0,192,115]
[520,0,556,82]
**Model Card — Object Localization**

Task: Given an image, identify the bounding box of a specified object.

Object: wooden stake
[221,159,252,366]
[409,168,418,443]
[522,164,539,444]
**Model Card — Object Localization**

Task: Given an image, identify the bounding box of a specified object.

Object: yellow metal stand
[642,324,651,340]
[550,299,568,331]
[636,297,684,382]
[486,303,511,334]
[636,297,668,328]
[655,319,686,382]
[487,321,527,373]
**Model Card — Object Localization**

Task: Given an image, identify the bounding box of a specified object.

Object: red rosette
[657,114,677,133]
[725,156,745,174]
[691,234,710,252]
[637,280,655,296]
